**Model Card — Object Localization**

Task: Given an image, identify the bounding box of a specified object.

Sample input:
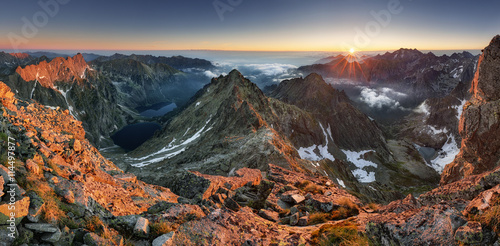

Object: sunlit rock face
[441,35,500,185]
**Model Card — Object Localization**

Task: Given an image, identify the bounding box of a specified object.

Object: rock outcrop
[15,53,89,88]
[441,35,500,184]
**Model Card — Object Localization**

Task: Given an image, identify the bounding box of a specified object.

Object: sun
[349,48,356,54]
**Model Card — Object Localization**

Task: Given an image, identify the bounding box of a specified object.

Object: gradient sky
[0,0,499,52]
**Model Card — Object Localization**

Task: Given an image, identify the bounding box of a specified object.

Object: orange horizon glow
[0,35,485,53]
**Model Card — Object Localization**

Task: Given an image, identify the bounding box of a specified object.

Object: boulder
[224,197,241,212]
[25,223,59,233]
[27,191,44,222]
[454,222,484,245]
[0,165,10,185]
[84,232,113,246]
[56,188,75,204]
[0,175,4,198]
[297,216,308,226]
[289,213,299,226]
[133,217,150,238]
[109,215,140,231]
[280,191,305,205]
[54,226,75,246]
[73,139,82,152]
[0,196,30,225]
[41,227,62,243]
[152,232,175,246]
[258,209,279,222]
[0,225,16,246]
[26,159,41,175]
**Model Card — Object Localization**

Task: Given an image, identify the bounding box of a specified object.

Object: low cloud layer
[358,87,408,110]
[242,63,298,76]
[199,63,300,87]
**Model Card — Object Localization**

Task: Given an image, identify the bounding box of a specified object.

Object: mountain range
[0,36,499,245]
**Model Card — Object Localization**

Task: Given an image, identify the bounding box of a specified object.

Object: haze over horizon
[1,0,499,52]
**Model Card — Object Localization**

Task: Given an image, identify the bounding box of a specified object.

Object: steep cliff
[441,35,500,184]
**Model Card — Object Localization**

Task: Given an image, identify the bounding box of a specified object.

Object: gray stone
[152,232,175,246]
[53,226,75,246]
[277,199,291,210]
[56,189,75,204]
[224,197,241,211]
[290,213,299,226]
[133,217,150,238]
[280,216,290,224]
[0,165,10,186]
[41,227,62,243]
[84,232,113,246]
[0,225,16,246]
[27,191,45,222]
[311,198,334,212]
[454,222,484,245]
[11,184,26,198]
[109,215,139,231]
[290,206,299,215]
[298,216,308,226]
[25,223,59,233]
[147,201,175,214]
[281,191,305,204]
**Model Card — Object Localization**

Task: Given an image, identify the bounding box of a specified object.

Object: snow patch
[452,99,467,121]
[55,86,77,119]
[428,126,449,135]
[296,123,335,162]
[130,118,213,167]
[429,134,460,173]
[415,101,430,116]
[337,178,346,188]
[30,81,37,99]
[342,150,377,183]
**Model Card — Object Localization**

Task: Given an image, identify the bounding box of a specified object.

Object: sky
[0,0,499,52]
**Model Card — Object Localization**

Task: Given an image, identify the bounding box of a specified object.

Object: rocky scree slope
[0,82,178,245]
[0,80,381,246]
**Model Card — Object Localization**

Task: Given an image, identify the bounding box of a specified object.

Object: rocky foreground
[0,36,499,245]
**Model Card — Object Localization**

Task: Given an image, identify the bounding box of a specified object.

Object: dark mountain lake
[111,122,161,151]
[136,102,177,118]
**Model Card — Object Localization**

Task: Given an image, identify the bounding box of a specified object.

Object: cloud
[242,63,297,76]
[358,87,408,110]
[203,70,218,78]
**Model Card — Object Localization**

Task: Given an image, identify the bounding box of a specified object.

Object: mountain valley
[0,35,499,245]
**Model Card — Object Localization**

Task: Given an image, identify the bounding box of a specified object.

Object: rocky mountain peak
[441,35,500,184]
[9,52,30,59]
[470,35,500,102]
[15,53,89,88]
[209,69,266,103]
